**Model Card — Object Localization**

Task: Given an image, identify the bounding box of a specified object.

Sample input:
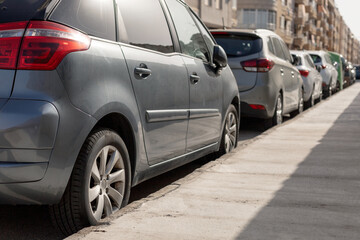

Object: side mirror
[316,65,322,73]
[213,45,227,69]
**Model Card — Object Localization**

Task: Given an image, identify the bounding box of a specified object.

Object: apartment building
[185,0,238,29]
[235,0,294,47]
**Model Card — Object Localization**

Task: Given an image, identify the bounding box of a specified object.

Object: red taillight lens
[241,59,274,72]
[321,65,327,69]
[249,104,266,110]
[0,21,28,69]
[299,70,309,77]
[18,21,91,70]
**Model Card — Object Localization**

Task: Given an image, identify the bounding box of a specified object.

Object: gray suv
[212,29,303,127]
[0,0,239,235]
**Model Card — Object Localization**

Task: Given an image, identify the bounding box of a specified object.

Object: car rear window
[213,35,262,58]
[0,0,53,23]
[310,54,322,64]
[291,54,302,66]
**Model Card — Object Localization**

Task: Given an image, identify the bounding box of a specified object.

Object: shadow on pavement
[236,92,360,239]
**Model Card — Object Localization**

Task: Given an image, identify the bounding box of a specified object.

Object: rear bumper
[0,100,58,184]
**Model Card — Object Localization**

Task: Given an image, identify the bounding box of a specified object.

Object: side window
[291,54,301,66]
[272,37,286,60]
[117,0,174,54]
[305,55,315,68]
[279,40,292,62]
[310,54,322,64]
[165,0,210,62]
[50,0,116,41]
[267,37,275,55]
[191,13,215,58]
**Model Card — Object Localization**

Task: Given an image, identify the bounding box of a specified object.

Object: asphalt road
[0,115,266,240]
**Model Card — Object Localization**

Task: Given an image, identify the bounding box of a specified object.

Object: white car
[308,51,338,97]
[291,51,323,108]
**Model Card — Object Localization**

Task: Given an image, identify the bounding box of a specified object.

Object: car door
[117,0,189,165]
[165,0,222,152]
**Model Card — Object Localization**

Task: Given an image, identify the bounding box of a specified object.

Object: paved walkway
[69,82,360,240]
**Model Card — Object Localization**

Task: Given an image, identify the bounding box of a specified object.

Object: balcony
[295,0,309,4]
[321,21,329,31]
[306,5,317,19]
[304,23,317,35]
[317,12,325,21]
[316,28,323,36]
[294,35,308,48]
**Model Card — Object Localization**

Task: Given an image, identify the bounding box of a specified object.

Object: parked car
[211,29,304,127]
[344,61,356,87]
[0,0,240,235]
[308,51,338,97]
[354,65,360,79]
[291,51,323,108]
[328,51,344,91]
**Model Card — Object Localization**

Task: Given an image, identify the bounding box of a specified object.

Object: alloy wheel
[275,96,283,125]
[89,145,125,221]
[224,111,237,153]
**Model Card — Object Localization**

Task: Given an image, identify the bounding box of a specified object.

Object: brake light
[321,65,327,69]
[241,59,274,72]
[299,70,309,77]
[0,21,91,70]
[18,21,91,70]
[0,21,28,69]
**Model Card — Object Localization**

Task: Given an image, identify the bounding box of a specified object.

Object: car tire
[290,88,304,118]
[219,104,238,154]
[50,129,131,236]
[270,94,283,127]
[305,88,315,109]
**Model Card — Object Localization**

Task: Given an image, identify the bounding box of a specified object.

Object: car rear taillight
[0,21,28,69]
[299,70,309,77]
[18,21,91,70]
[0,21,91,71]
[241,59,274,72]
[321,65,327,69]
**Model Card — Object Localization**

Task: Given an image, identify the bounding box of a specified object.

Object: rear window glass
[213,35,262,58]
[291,54,302,66]
[50,0,116,41]
[0,0,51,23]
[310,54,322,64]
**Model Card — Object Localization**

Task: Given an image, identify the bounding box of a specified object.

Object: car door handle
[135,64,152,78]
[190,73,200,84]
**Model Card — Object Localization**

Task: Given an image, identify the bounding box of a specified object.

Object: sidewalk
[69,83,360,240]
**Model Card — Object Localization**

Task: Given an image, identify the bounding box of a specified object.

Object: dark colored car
[0,0,239,235]
[355,65,360,79]
[211,29,303,128]
[344,61,356,87]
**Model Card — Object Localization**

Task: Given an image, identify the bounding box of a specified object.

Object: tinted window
[166,0,209,62]
[213,35,262,58]
[192,14,215,57]
[117,0,173,53]
[305,55,315,68]
[291,54,302,66]
[267,37,275,55]
[0,0,52,23]
[50,0,116,41]
[272,38,286,60]
[310,54,322,64]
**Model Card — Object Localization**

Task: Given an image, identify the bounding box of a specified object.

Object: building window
[280,15,285,31]
[239,9,276,30]
[205,0,212,6]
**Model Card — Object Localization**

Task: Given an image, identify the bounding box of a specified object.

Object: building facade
[185,0,238,29]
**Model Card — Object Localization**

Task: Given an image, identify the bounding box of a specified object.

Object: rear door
[165,0,222,152]
[117,0,189,165]
[212,33,262,92]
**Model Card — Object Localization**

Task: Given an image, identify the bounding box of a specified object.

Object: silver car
[308,51,338,97]
[291,51,323,108]
[211,29,304,127]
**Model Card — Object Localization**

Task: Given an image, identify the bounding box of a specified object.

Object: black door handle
[190,73,200,84]
[135,64,152,78]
